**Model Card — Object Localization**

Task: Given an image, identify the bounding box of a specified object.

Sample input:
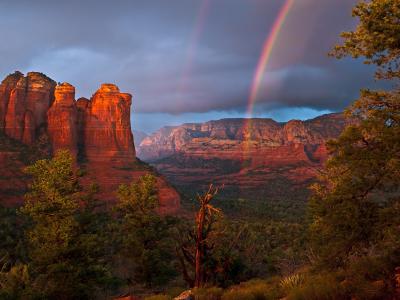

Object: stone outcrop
[0,71,180,213]
[47,83,78,157]
[0,72,138,163]
[0,71,24,131]
[2,72,56,143]
[84,84,135,163]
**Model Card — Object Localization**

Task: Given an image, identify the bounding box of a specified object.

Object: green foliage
[165,286,186,297]
[17,150,116,299]
[0,264,30,299]
[286,273,347,300]
[0,205,26,266]
[342,256,394,299]
[280,274,304,292]
[115,174,178,288]
[221,279,281,300]
[117,174,158,213]
[331,0,400,80]
[309,38,400,272]
[284,269,389,300]
[21,151,80,267]
[307,1,400,298]
[176,210,306,289]
[193,286,223,300]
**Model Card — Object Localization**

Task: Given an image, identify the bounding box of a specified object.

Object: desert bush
[280,273,304,292]
[221,280,280,300]
[193,286,223,299]
[341,256,395,299]
[286,273,347,300]
[165,286,186,297]
[0,264,30,298]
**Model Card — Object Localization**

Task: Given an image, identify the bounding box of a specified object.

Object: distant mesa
[136,114,350,201]
[0,71,180,213]
[137,114,348,162]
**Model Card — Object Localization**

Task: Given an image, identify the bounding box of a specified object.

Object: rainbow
[246,0,294,116]
[241,0,294,167]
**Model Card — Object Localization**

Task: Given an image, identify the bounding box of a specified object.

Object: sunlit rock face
[137,114,349,199]
[47,83,78,157]
[0,72,180,213]
[2,72,56,142]
[0,77,136,162]
[0,71,24,131]
[138,114,347,162]
[84,84,136,163]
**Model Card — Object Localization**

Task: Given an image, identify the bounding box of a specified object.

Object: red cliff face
[137,114,349,200]
[3,72,56,143]
[76,97,90,155]
[84,84,135,163]
[0,72,24,131]
[138,114,347,162]
[0,72,180,213]
[47,83,78,157]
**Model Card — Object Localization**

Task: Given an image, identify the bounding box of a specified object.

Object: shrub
[165,286,186,297]
[286,273,347,300]
[341,256,394,299]
[221,280,280,300]
[280,273,304,292]
[193,286,223,299]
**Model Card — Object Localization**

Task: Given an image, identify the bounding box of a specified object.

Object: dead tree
[176,184,221,288]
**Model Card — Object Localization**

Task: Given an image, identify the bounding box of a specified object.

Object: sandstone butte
[0,71,180,213]
[136,115,350,200]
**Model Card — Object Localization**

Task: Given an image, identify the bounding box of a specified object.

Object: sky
[0,0,384,133]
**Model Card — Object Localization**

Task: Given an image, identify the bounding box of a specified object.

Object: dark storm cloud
[0,0,378,116]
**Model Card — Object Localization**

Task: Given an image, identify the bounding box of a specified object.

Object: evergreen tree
[331,0,400,80]
[0,205,25,267]
[308,0,400,296]
[115,174,177,288]
[20,150,114,299]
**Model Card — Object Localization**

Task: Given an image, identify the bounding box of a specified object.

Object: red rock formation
[25,72,56,131]
[84,84,135,163]
[76,97,90,154]
[138,115,346,162]
[4,76,27,140]
[137,114,349,199]
[3,72,56,143]
[0,72,180,213]
[47,83,78,156]
[0,71,24,130]
[22,111,35,144]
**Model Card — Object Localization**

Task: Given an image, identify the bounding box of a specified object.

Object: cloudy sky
[0,0,383,132]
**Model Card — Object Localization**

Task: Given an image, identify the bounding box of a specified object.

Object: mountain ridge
[137,112,346,161]
[136,112,350,210]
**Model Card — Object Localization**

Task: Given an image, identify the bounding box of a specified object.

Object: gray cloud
[0,0,381,121]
